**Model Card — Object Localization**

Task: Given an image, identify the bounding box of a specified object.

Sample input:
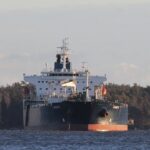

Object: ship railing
[47,97,66,104]
[23,99,46,107]
[48,94,68,99]
[45,94,67,103]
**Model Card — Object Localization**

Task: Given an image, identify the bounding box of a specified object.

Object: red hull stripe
[88,124,128,131]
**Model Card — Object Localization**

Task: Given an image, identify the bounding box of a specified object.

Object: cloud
[0,0,150,11]
[140,70,150,86]
[118,62,139,73]
[110,62,140,85]
[0,52,32,71]
[0,53,6,60]
[0,73,21,86]
[109,63,150,86]
[0,52,31,61]
[7,53,30,60]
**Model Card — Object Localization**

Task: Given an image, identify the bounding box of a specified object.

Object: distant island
[0,82,150,129]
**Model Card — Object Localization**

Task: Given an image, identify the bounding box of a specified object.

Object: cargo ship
[23,39,128,131]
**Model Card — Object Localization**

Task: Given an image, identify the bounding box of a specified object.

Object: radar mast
[56,38,71,72]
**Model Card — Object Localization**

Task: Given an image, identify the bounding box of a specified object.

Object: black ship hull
[23,100,128,131]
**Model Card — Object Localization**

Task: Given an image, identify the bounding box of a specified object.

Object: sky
[0,0,150,86]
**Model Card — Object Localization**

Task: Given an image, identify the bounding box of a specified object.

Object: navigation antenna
[57,38,70,72]
[57,38,69,54]
[81,62,87,71]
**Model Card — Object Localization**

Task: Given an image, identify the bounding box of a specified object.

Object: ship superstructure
[24,39,107,101]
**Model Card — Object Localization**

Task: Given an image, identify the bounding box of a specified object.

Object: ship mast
[57,38,70,72]
[85,69,90,101]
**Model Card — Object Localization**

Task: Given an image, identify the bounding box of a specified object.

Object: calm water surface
[0,130,149,150]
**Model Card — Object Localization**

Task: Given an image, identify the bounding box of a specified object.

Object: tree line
[0,83,35,128]
[106,83,150,129]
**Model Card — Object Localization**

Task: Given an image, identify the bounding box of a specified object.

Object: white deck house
[24,39,107,100]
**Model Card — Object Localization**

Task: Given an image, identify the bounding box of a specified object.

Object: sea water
[0,130,149,150]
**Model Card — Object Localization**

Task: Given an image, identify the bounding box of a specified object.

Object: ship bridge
[24,39,107,101]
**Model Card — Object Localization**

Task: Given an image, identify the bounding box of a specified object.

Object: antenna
[81,62,88,71]
[45,63,48,70]
[57,37,69,54]
[62,37,69,49]
[57,38,70,72]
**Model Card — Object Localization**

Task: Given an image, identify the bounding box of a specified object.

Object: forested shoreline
[0,83,150,129]
[0,83,35,128]
[107,83,150,129]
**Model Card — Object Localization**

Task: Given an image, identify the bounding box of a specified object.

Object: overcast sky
[0,0,150,86]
